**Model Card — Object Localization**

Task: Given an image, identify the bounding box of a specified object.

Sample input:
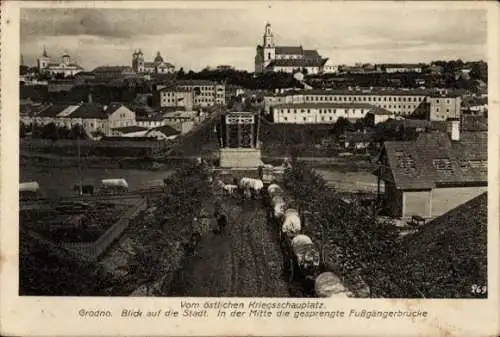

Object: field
[20,165,174,197]
[20,201,130,243]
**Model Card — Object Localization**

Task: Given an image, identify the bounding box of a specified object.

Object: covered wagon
[20,181,40,193]
[283,232,322,288]
[100,178,129,194]
[314,272,353,298]
[19,181,41,200]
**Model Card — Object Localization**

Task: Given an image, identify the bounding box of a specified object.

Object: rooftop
[275,46,303,55]
[392,192,487,298]
[380,131,487,190]
[267,58,327,68]
[273,102,377,109]
[270,88,436,97]
[146,125,181,137]
[37,102,130,120]
[112,125,148,133]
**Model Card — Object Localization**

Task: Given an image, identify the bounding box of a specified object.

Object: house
[341,130,375,150]
[145,125,181,140]
[27,102,136,136]
[92,66,136,80]
[382,63,423,73]
[136,115,165,129]
[375,119,487,219]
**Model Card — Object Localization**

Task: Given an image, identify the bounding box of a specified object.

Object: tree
[331,117,354,136]
[128,243,163,295]
[69,124,87,140]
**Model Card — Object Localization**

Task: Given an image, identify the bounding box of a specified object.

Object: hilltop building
[254,22,329,74]
[132,50,175,74]
[156,80,225,109]
[264,89,461,121]
[37,48,83,77]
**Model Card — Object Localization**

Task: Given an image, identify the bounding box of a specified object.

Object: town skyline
[21,6,487,71]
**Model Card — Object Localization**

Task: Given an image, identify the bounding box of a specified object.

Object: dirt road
[167,197,291,297]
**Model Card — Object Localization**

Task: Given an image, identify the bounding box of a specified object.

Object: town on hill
[18,13,488,303]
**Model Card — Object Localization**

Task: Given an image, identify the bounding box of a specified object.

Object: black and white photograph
[14,3,491,301]
[16,5,488,299]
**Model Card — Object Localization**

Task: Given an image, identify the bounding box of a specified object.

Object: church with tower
[254,22,331,75]
[37,48,83,77]
[132,50,175,74]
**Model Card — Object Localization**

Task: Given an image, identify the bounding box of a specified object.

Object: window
[284,117,288,121]
[436,99,440,103]
[303,117,306,121]
[433,158,453,174]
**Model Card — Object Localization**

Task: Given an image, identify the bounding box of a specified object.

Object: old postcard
[1,1,499,336]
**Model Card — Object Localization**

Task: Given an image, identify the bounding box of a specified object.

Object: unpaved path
[167,197,290,297]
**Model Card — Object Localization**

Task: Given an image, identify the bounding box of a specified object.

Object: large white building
[157,80,225,108]
[132,50,175,74]
[264,89,461,121]
[272,102,394,125]
[37,48,83,77]
[254,23,330,74]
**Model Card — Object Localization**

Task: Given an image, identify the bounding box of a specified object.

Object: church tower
[37,47,50,71]
[262,22,275,69]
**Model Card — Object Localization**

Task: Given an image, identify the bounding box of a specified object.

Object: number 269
[471,284,487,295]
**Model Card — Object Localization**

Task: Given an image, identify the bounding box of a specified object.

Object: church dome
[154,51,164,63]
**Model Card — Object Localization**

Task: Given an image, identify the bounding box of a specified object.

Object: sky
[20,5,487,72]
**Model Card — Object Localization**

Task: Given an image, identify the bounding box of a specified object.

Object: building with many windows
[264,89,461,121]
[156,86,195,111]
[157,80,225,108]
[272,102,394,124]
[254,22,329,74]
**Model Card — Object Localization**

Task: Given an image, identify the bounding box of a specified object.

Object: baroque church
[254,22,334,75]
[37,48,83,77]
[132,50,175,74]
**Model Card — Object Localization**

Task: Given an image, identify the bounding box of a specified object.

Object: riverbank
[22,150,376,171]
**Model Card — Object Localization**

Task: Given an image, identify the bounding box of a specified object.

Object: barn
[375,123,487,219]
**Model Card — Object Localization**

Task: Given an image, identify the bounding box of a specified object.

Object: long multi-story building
[156,86,194,111]
[264,89,461,121]
[272,102,394,125]
[157,80,225,108]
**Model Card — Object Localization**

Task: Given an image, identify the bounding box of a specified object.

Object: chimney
[87,92,93,104]
[447,118,460,141]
